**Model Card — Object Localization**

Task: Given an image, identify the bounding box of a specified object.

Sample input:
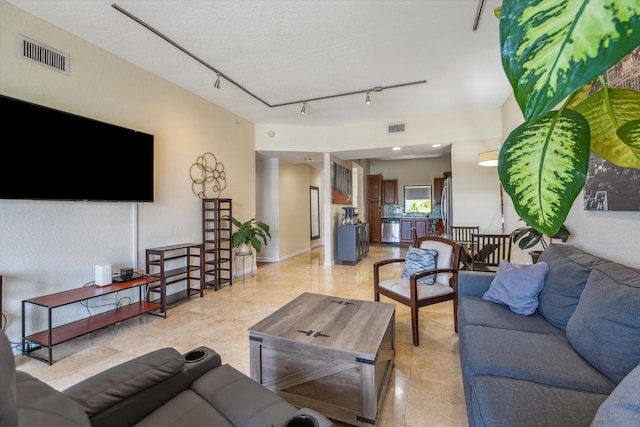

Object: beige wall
[0,1,256,342]
[500,93,640,266]
[255,158,321,262]
[278,161,313,259]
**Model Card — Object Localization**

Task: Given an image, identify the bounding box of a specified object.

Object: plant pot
[529,250,543,264]
[237,242,252,255]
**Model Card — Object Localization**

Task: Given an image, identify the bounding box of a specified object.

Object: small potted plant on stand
[231,217,271,255]
[510,222,571,263]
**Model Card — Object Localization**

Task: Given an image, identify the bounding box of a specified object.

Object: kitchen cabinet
[400,218,441,245]
[368,174,382,202]
[400,219,414,245]
[433,177,444,205]
[367,174,383,244]
[382,179,398,205]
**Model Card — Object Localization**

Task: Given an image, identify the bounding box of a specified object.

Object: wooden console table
[249,292,395,426]
[22,275,161,365]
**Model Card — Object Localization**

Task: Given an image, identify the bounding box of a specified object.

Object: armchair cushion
[482,260,549,315]
[402,247,438,285]
[63,347,185,416]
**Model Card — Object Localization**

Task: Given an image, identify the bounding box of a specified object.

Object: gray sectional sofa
[457,244,640,427]
[1,329,333,427]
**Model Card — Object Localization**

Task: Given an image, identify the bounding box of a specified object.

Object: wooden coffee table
[249,292,395,426]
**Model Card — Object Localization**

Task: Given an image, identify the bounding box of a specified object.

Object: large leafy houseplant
[496,1,640,238]
[231,217,271,253]
[511,222,570,250]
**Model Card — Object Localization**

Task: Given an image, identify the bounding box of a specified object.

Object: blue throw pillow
[401,247,438,285]
[482,260,549,315]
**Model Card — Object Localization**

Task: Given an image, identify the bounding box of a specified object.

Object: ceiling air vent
[20,35,70,75]
[387,123,405,134]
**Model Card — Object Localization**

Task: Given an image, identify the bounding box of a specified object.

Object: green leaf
[617,119,640,149]
[500,0,640,121]
[498,110,590,236]
[574,88,640,168]
[566,81,596,110]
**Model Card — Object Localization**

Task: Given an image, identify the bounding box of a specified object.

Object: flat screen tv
[0,94,154,202]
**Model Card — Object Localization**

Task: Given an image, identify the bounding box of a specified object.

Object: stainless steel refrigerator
[441,177,453,238]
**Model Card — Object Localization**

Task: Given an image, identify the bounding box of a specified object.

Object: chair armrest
[373,258,405,284]
[64,346,222,427]
[373,258,405,268]
[458,270,495,297]
[411,268,455,281]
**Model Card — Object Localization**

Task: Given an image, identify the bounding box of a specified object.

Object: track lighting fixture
[112,4,427,114]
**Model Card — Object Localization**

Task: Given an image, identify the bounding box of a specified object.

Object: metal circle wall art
[190,152,227,198]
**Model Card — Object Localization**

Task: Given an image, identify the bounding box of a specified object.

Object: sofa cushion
[458,295,564,335]
[460,325,616,394]
[482,260,549,315]
[16,371,91,427]
[134,389,234,427]
[401,246,438,285]
[64,347,185,416]
[471,375,608,427]
[537,244,606,330]
[566,262,640,384]
[191,364,297,427]
[590,363,640,427]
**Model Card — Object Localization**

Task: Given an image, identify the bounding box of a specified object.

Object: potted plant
[231,217,271,255]
[510,222,571,263]
[495,1,640,238]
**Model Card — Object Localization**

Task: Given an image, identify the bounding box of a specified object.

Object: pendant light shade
[478,150,499,167]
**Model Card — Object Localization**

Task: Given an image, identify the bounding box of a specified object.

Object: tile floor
[15,244,468,427]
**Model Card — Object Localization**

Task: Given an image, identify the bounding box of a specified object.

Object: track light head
[300,101,306,115]
[365,91,371,105]
[214,72,221,89]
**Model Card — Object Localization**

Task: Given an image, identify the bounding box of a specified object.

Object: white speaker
[95,264,112,286]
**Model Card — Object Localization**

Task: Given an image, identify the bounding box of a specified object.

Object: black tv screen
[0,94,154,202]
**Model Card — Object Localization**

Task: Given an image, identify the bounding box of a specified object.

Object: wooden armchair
[451,226,479,247]
[470,233,512,271]
[373,236,463,346]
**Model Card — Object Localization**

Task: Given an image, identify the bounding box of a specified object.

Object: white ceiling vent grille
[20,35,70,75]
[387,123,405,134]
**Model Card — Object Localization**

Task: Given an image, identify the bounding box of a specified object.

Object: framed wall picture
[331,162,352,205]
[583,46,640,211]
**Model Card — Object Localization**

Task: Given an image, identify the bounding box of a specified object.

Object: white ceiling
[8,0,512,163]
